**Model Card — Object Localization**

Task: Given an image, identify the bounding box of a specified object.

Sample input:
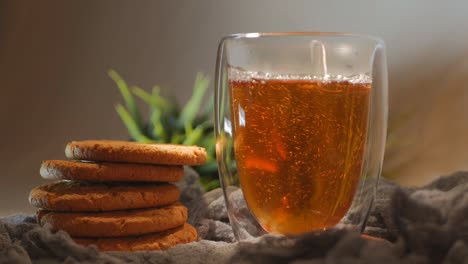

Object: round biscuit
[40,160,183,182]
[65,140,207,165]
[29,181,180,212]
[74,223,198,251]
[39,203,187,237]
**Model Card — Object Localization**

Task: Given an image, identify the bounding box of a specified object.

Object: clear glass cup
[214,32,388,241]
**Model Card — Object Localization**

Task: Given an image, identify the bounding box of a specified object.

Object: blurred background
[1,0,468,216]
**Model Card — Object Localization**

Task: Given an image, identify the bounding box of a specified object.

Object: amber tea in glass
[230,74,370,234]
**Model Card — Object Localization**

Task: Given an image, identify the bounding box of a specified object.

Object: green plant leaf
[184,122,193,136]
[179,73,210,128]
[149,108,167,142]
[132,86,171,141]
[199,133,216,159]
[152,86,179,140]
[197,161,219,175]
[108,69,143,129]
[132,86,169,110]
[151,86,168,112]
[132,86,153,104]
[115,104,153,143]
[183,125,203,145]
[170,132,184,144]
[201,93,214,120]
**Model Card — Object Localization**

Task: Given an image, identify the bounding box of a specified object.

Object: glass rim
[222,32,384,43]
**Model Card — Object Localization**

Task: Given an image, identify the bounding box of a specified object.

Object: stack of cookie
[29,140,207,251]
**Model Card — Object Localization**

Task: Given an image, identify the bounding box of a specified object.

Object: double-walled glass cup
[215,32,387,241]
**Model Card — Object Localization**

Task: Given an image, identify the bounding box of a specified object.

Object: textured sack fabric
[2,168,468,263]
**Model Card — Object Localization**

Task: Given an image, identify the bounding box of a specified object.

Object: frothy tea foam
[228,67,372,84]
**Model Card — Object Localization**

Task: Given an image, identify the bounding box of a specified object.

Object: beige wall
[1,0,468,215]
